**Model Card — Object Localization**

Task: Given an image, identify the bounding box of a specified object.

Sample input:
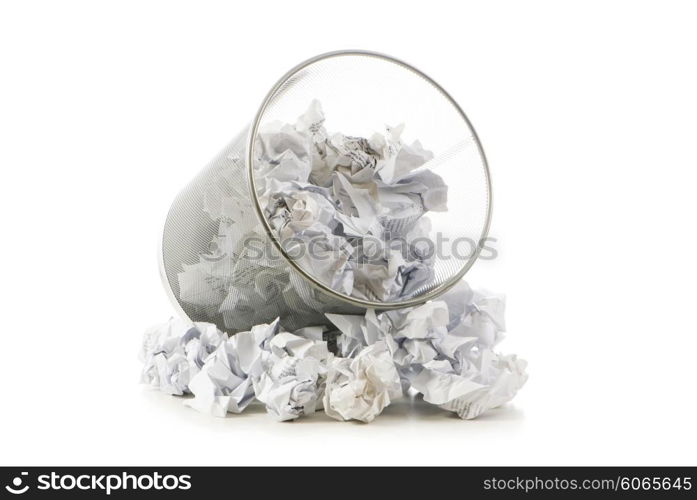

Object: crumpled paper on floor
[184,319,280,417]
[139,318,226,395]
[323,341,403,423]
[142,281,526,422]
[253,330,330,421]
[326,281,528,419]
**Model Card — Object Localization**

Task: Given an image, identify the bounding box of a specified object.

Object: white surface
[1,0,696,466]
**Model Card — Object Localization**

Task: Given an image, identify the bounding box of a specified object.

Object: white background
[1,0,695,466]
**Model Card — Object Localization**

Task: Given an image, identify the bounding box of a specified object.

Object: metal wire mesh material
[160,51,491,333]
